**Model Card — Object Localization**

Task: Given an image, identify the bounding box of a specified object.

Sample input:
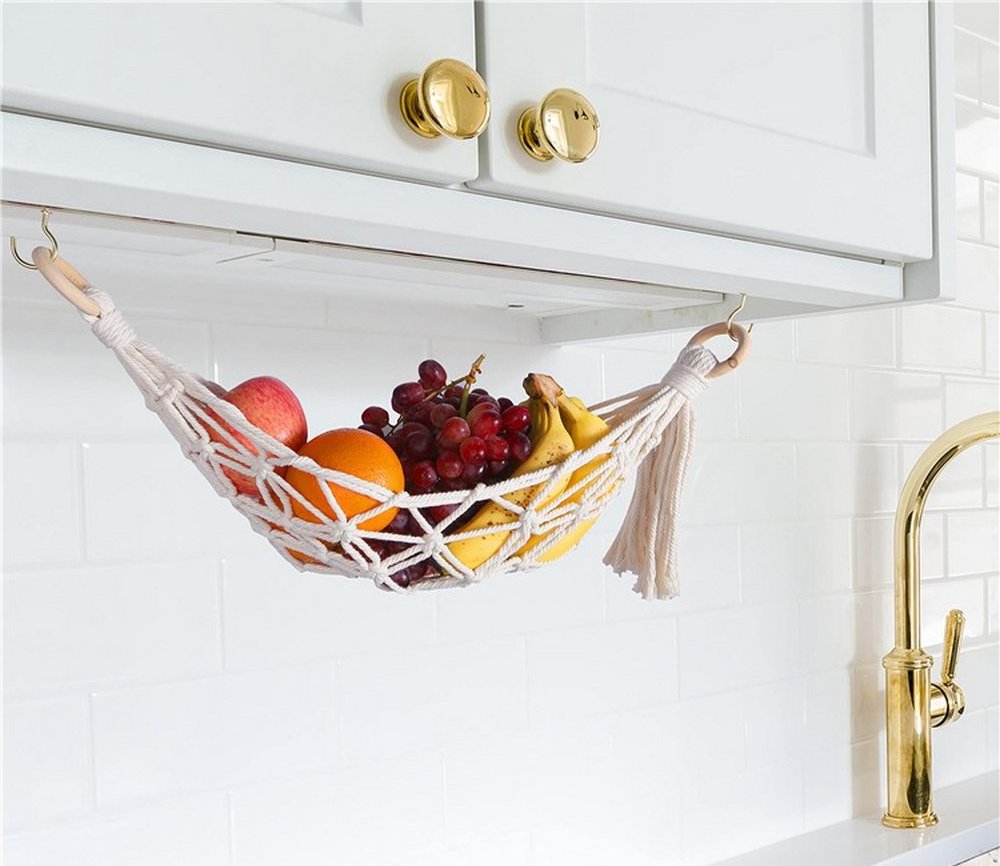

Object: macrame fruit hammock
[19,240,751,600]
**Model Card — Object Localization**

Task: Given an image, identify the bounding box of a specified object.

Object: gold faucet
[882,411,1000,828]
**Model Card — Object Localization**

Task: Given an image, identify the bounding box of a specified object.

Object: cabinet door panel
[2,1,477,184]
[473,1,931,260]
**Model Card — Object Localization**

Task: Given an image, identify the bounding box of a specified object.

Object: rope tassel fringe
[602,346,714,599]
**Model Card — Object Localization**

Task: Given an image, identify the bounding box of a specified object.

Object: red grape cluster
[357,358,533,586]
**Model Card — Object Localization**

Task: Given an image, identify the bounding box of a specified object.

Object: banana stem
[523,373,563,407]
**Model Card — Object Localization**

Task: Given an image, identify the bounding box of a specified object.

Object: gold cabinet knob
[399,58,490,140]
[517,88,599,163]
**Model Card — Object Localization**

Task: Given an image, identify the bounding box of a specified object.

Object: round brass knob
[517,88,599,163]
[399,58,491,140]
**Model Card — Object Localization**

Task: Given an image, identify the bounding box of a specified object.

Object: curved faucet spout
[883,410,999,829]
[894,412,1000,650]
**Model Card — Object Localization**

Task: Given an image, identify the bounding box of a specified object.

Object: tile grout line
[77,442,89,562]
[217,559,228,672]
[85,691,99,813]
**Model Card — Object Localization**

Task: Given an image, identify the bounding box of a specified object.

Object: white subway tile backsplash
[988,575,999,635]
[230,753,445,866]
[527,620,677,723]
[740,361,849,441]
[800,594,858,672]
[947,509,1000,575]
[677,693,747,778]
[604,523,740,619]
[956,242,1000,311]
[691,371,740,440]
[852,591,894,667]
[222,553,435,670]
[988,707,1000,773]
[801,739,881,829]
[1,793,231,866]
[677,603,799,698]
[802,670,853,750]
[83,441,252,560]
[956,100,1000,177]
[985,181,999,246]
[434,532,607,643]
[214,323,429,436]
[955,4,999,42]
[743,680,806,768]
[444,720,612,847]
[609,705,683,785]
[395,830,531,866]
[923,577,989,643]
[851,370,944,441]
[681,759,804,865]
[533,820,680,866]
[337,638,526,764]
[92,664,337,805]
[606,707,687,866]
[854,512,945,588]
[796,444,898,518]
[850,665,885,744]
[604,344,740,438]
[686,443,796,524]
[741,318,795,361]
[934,708,991,788]
[984,313,999,374]
[3,562,221,693]
[899,304,983,373]
[958,642,1000,713]
[2,302,211,438]
[741,520,851,603]
[602,347,684,398]
[982,40,1000,108]
[3,442,82,567]
[946,377,1000,425]
[2,697,90,831]
[904,440,984,510]
[955,31,982,102]
[796,309,896,369]
[957,171,983,241]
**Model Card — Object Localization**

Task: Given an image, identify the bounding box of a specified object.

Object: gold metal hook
[10,208,59,270]
[726,293,753,341]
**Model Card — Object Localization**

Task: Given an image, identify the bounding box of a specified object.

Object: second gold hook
[726,293,754,342]
[10,208,59,270]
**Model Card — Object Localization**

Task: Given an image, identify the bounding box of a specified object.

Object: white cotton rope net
[81,286,719,599]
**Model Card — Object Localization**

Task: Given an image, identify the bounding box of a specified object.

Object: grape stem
[459,354,486,418]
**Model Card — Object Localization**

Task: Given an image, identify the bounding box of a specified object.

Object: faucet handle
[930,609,966,727]
[941,608,965,685]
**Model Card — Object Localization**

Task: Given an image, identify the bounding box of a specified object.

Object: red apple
[208,376,308,496]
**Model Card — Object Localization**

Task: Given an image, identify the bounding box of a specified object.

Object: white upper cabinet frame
[473,1,933,262]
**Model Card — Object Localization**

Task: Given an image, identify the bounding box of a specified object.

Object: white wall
[3,11,998,866]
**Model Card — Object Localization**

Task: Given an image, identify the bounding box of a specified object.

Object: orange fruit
[285,428,404,532]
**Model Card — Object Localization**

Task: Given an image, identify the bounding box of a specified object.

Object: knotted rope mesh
[82,286,718,599]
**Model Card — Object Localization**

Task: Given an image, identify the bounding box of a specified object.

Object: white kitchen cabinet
[0,2,955,342]
[1,1,479,185]
[473,1,933,262]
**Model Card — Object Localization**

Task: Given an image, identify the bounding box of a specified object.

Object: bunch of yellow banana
[519,381,615,563]
[447,373,613,571]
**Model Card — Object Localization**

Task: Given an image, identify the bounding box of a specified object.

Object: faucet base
[882,812,939,829]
